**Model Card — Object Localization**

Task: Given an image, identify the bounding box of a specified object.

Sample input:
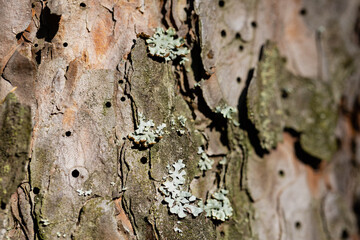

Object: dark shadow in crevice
[284,128,322,170]
[35,50,41,65]
[294,141,322,170]
[353,197,360,234]
[284,127,300,138]
[36,6,61,42]
[237,68,268,157]
[354,6,360,47]
[190,12,209,83]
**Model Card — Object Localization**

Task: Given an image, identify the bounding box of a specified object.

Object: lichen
[159,160,203,218]
[200,189,233,222]
[215,105,237,119]
[146,27,189,64]
[197,147,214,171]
[128,113,166,148]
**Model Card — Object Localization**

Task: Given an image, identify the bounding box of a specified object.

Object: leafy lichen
[146,27,189,64]
[159,160,203,218]
[128,113,166,148]
[197,147,214,171]
[200,189,233,222]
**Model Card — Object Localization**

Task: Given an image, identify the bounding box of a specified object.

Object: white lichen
[159,160,203,218]
[197,147,214,171]
[77,189,92,196]
[200,189,233,221]
[146,27,189,64]
[215,105,237,120]
[40,218,50,226]
[174,227,183,233]
[194,79,205,88]
[177,116,187,127]
[219,157,227,165]
[128,113,166,148]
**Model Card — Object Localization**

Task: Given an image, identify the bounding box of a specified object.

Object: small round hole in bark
[295,221,301,229]
[105,102,112,108]
[65,131,72,137]
[251,21,257,28]
[34,43,38,47]
[140,157,147,164]
[118,80,124,84]
[299,8,307,16]
[220,231,225,237]
[80,2,86,7]
[278,170,285,177]
[121,97,126,102]
[281,89,289,99]
[341,229,349,239]
[72,169,80,178]
[63,42,68,47]
[235,33,241,39]
[33,187,40,194]
[221,30,226,37]
[237,77,241,83]
[0,202,6,210]
[218,0,225,7]
[239,45,244,51]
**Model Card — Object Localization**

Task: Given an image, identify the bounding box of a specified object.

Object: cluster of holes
[72,169,80,178]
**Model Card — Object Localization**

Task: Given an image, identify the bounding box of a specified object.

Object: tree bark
[0,0,360,239]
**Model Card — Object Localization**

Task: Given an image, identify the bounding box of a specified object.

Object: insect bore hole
[72,169,80,178]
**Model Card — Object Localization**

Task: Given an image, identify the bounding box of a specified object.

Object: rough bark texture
[0,0,360,239]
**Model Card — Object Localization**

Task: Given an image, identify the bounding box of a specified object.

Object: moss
[247,41,342,160]
[120,39,216,239]
[0,93,31,205]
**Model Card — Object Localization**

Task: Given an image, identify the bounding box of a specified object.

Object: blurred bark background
[0,0,360,239]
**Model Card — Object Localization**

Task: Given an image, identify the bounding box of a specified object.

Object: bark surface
[0,0,360,239]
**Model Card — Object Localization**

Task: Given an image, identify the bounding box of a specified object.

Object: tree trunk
[0,0,360,239]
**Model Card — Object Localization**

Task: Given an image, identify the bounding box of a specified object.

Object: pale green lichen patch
[247,42,338,160]
[197,147,214,171]
[215,105,237,120]
[146,27,189,64]
[159,160,203,218]
[128,112,166,148]
[200,189,233,221]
